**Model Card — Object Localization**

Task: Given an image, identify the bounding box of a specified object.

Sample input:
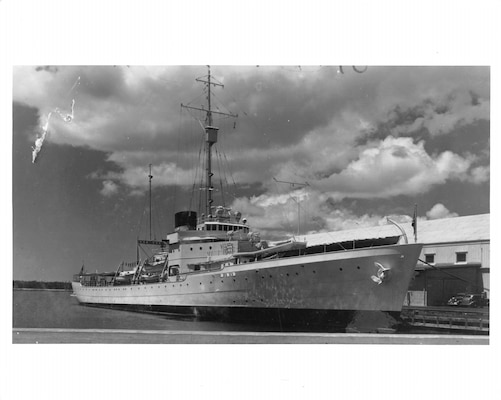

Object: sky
[12,65,490,281]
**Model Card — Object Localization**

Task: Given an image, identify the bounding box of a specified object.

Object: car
[447,293,465,306]
[447,293,489,307]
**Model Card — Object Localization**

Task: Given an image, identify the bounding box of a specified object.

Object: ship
[72,67,423,330]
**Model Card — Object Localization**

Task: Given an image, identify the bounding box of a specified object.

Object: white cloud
[465,165,490,184]
[426,203,459,220]
[311,136,473,199]
[100,180,119,197]
[230,187,412,238]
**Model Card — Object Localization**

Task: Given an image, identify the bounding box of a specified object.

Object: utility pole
[273,177,309,236]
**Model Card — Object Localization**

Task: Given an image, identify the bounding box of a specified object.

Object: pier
[401,306,489,333]
[12,328,488,344]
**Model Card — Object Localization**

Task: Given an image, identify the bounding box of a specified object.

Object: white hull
[72,243,422,312]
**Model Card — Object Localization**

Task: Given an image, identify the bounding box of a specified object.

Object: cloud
[311,136,473,199]
[230,188,417,239]
[13,66,489,223]
[464,165,490,184]
[388,89,490,137]
[104,157,198,188]
[228,134,482,237]
[100,180,119,197]
[426,203,459,220]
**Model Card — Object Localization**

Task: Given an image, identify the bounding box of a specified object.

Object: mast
[181,66,237,219]
[148,164,153,240]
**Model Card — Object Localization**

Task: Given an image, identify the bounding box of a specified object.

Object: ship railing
[197,214,244,225]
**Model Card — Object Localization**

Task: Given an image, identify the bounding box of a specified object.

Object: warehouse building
[302,213,490,306]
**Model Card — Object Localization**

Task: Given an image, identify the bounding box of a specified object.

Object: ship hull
[72,243,422,322]
[77,302,403,331]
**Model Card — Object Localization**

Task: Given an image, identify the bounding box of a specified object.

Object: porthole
[200,247,203,250]
[295,272,299,276]
[340,267,343,271]
[357,266,360,270]
[209,246,212,250]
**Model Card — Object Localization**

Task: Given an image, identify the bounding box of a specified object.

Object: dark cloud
[77,66,128,100]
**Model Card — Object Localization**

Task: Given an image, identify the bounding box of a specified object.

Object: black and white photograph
[2,1,499,399]
[12,64,490,341]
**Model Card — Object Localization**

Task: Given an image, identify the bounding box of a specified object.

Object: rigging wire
[215,119,239,203]
[210,90,239,120]
[212,116,240,206]
[189,114,205,213]
[135,192,150,239]
[214,147,226,207]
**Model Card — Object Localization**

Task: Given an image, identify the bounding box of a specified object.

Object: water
[12,289,291,332]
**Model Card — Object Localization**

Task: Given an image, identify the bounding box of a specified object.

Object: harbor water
[13,289,286,332]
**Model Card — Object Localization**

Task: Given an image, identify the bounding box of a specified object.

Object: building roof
[300,214,490,247]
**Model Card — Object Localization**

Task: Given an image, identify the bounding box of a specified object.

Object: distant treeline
[13,280,72,290]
